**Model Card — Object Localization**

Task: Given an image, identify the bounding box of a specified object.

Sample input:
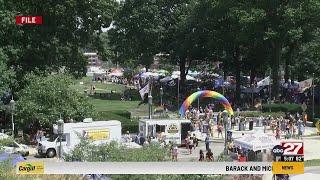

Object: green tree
[15,73,93,129]
[1,0,118,78]
[258,0,320,98]
[109,0,163,70]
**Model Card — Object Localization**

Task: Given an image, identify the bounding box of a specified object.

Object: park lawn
[73,76,128,94]
[89,98,141,112]
[305,159,320,167]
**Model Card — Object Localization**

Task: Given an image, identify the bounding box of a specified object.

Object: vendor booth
[139,119,191,144]
[234,131,280,151]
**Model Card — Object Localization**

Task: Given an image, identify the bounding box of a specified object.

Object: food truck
[38,118,121,158]
[138,119,191,145]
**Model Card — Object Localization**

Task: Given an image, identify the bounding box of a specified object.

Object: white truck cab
[37,119,121,158]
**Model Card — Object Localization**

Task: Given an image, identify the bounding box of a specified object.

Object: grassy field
[73,77,150,133]
[89,98,141,112]
[74,76,129,93]
[305,159,320,167]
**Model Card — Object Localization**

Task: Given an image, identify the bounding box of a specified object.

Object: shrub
[261,103,301,113]
[94,110,138,133]
[123,89,140,101]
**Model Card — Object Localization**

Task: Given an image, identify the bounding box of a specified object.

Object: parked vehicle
[37,118,122,158]
[2,141,29,157]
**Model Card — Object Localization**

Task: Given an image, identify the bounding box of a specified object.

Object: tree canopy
[15,73,93,128]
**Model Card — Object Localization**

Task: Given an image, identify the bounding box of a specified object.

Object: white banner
[298,78,313,92]
[257,76,270,87]
[25,162,273,174]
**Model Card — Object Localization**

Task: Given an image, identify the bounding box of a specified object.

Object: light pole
[197,87,200,110]
[9,97,15,138]
[177,77,180,112]
[251,83,254,107]
[148,94,153,119]
[57,119,64,159]
[312,73,315,120]
[160,87,163,106]
[222,110,228,155]
[269,70,272,112]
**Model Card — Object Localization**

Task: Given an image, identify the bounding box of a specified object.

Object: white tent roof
[234,131,280,151]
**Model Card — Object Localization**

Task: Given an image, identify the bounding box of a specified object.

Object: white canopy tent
[171,71,197,81]
[234,131,280,151]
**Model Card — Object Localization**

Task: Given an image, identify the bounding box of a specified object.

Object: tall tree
[109,0,163,70]
[1,0,118,78]
[259,0,320,98]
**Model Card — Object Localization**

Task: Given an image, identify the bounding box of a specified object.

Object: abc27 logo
[272,142,304,162]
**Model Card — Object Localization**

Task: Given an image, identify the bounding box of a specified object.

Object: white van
[37,119,121,158]
[139,119,191,145]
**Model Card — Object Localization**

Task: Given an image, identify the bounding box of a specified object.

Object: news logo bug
[272,145,284,157]
[281,142,303,155]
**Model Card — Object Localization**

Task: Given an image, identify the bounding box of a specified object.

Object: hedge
[261,103,301,113]
[94,110,138,134]
[123,89,140,101]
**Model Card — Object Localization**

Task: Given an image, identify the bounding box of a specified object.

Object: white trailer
[139,119,191,145]
[38,119,121,158]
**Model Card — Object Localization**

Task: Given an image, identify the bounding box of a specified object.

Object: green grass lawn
[74,76,128,93]
[89,98,141,112]
[305,159,320,167]
[73,77,150,133]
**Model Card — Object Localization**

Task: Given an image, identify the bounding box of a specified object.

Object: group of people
[266,112,306,140]
[170,134,214,162]
[185,106,233,139]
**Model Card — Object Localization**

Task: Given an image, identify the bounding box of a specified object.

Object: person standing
[189,137,194,154]
[172,146,178,161]
[206,149,214,161]
[217,123,223,138]
[275,126,281,140]
[199,150,204,161]
[205,135,210,151]
[185,136,190,150]
[193,134,198,148]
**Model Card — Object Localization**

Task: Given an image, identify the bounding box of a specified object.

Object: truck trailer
[38,119,121,158]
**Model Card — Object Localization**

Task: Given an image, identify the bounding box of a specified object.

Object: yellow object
[85,129,110,141]
[272,162,304,174]
[17,162,44,174]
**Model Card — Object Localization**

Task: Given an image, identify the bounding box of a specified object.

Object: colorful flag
[298,78,313,92]
[139,83,149,100]
[214,78,224,88]
[168,80,176,86]
[257,76,270,87]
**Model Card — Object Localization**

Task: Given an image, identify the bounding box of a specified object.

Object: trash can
[227,131,232,141]
[241,122,245,131]
[249,121,254,130]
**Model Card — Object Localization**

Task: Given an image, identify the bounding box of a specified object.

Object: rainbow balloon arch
[179,90,234,117]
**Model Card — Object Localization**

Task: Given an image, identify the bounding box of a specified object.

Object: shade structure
[234,131,280,151]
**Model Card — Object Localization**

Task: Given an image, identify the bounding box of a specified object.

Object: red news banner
[16,16,42,25]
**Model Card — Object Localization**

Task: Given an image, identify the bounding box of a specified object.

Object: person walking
[199,150,204,161]
[205,135,210,151]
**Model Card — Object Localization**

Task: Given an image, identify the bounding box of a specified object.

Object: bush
[94,110,138,133]
[239,111,285,118]
[123,89,140,101]
[261,103,301,113]
[91,92,122,100]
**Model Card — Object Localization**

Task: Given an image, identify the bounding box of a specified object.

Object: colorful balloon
[179,90,234,117]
